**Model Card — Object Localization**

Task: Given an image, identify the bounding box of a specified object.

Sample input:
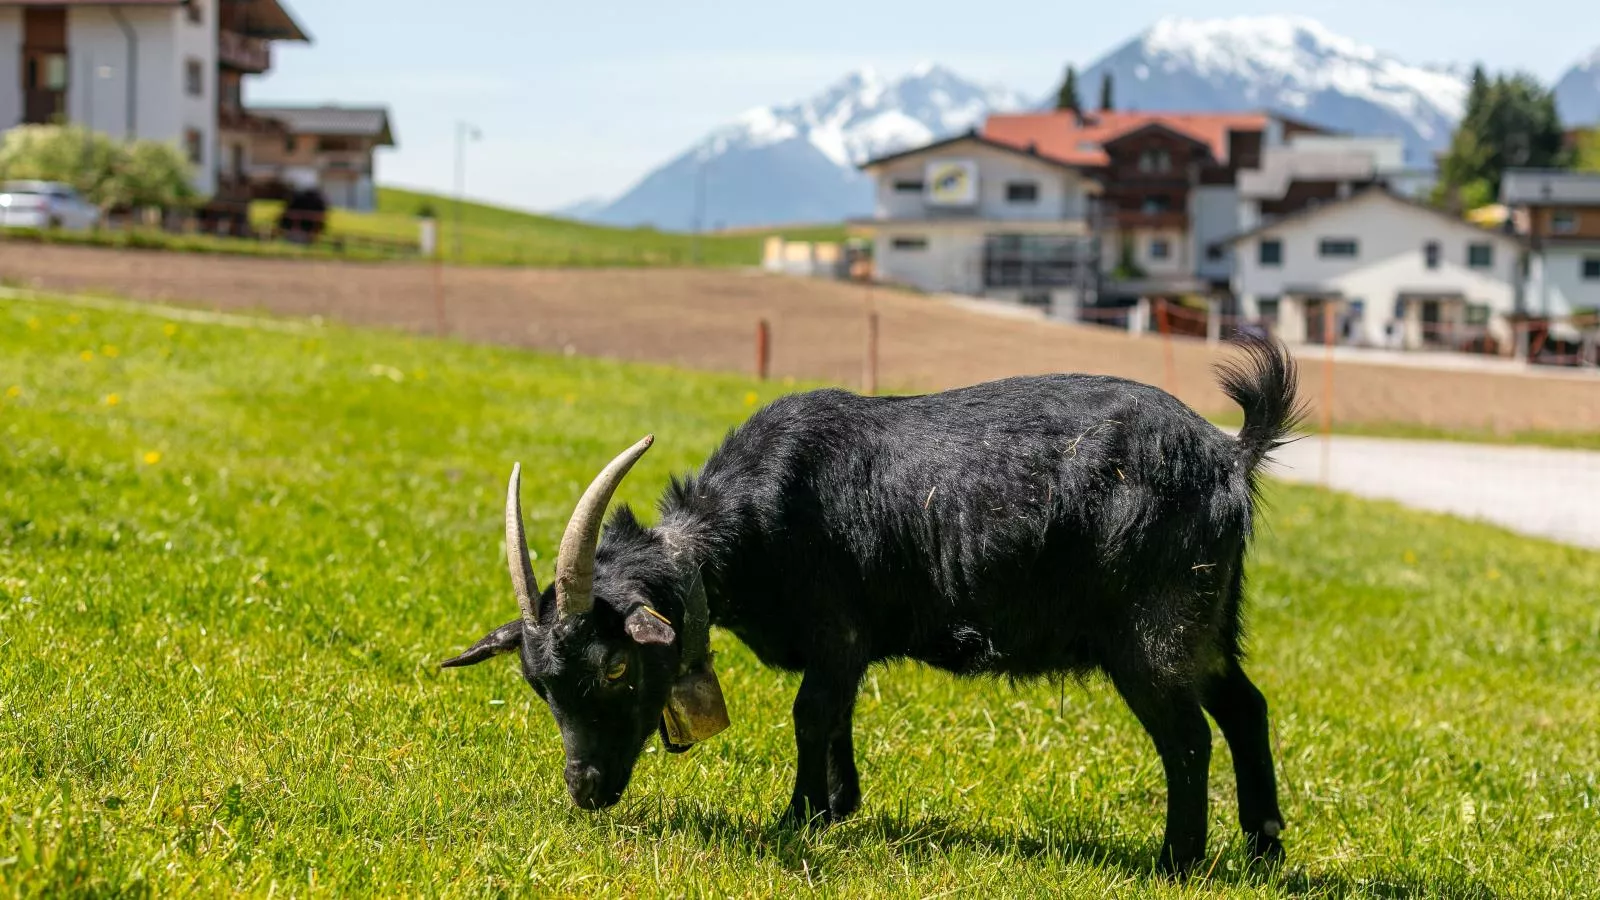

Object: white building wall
[1529,246,1600,318]
[871,142,1092,222]
[174,0,217,195]
[873,225,985,295]
[63,6,217,195]
[1136,228,1189,276]
[0,8,21,129]
[1192,185,1238,281]
[1233,192,1521,345]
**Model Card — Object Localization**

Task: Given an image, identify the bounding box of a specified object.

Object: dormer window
[1553,211,1579,234]
[1138,149,1172,173]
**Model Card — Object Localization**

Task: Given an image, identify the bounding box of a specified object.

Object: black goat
[443,335,1303,874]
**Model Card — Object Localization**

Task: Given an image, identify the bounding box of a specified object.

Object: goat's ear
[439,619,524,668]
[624,606,676,647]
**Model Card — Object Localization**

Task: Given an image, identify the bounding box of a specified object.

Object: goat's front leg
[785,667,861,826]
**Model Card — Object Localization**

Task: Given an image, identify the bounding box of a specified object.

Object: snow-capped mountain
[589,65,1026,230]
[1077,16,1468,164]
[1555,47,1600,126]
[581,17,1488,230]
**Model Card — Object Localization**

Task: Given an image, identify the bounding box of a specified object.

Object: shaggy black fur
[445,334,1304,875]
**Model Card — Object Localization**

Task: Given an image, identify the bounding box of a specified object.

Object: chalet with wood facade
[0,0,309,199]
[246,105,395,211]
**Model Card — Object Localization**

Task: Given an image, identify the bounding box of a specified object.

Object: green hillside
[248,186,852,267]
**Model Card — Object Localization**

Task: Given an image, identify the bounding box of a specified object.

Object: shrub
[0,124,196,214]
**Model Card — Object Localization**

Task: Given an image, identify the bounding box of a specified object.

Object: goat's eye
[604,657,628,682]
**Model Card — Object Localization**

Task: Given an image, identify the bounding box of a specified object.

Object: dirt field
[6,244,1598,433]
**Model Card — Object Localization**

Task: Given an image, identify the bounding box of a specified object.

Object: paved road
[1267,434,1600,550]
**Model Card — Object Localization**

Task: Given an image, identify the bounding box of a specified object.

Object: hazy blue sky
[251,0,1595,212]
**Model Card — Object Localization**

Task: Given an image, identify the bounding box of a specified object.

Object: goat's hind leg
[1110,661,1212,876]
[1202,660,1284,864]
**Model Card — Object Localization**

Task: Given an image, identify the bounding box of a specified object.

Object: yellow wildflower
[104,393,121,406]
[163,323,178,337]
[5,386,20,399]
[143,451,162,465]
[1403,549,1418,565]
[67,313,81,324]
[80,350,95,362]
[744,391,759,407]
[26,318,40,331]
[102,344,120,358]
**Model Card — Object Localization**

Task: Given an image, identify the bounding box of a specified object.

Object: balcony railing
[219,30,271,72]
[1111,209,1189,230]
[982,235,1100,288]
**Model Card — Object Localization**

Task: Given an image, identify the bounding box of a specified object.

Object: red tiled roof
[982,110,1277,167]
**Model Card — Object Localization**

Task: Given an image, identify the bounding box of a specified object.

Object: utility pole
[453,121,481,263]
[691,149,707,265]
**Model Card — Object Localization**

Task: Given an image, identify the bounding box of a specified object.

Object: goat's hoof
[1156,847,1205,879]
[780,801,834,831]
[828,790,861,820]
[1245,831,1285,867]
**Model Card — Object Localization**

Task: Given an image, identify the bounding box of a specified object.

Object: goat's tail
[1215,333,1306,474]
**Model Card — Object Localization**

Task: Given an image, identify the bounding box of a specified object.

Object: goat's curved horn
[555,435,655,619]
[505,463,540,630]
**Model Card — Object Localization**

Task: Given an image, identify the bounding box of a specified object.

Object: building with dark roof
[246,104,396,210]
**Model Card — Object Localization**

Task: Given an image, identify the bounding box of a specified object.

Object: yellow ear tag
[662,664,731,746]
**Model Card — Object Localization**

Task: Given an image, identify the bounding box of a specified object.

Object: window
[187,0,203,24]
[284,135,298,154]
[1141,195,1172,215]
[1553,211,1579,235]
[1584,257,1600,281]
[893,179,924,194]
[1005,181,1039,203]
[891,236,928,251]
[1257,297,1280,322]
[1424,241,1440,270]
[1206,245,1227,262]
[185,58,203,97]
[184,129,203,165]
[1319,238,1359,259]
[25,54,69,90]
[1258,239,1283,267]
[1138,149,1172,173]
[1468,243,1494,269]
[1465,303,1491,326]
[1149,238,1170,260]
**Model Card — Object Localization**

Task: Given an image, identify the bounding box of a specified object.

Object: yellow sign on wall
[925,159,978,206]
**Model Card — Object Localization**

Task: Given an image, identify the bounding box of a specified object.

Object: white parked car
[0,180,101,231]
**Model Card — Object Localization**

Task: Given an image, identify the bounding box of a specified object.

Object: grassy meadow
[249,187,852,267]
[3,294,1599,898]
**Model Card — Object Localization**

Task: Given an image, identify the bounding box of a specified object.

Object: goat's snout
[566,763,619,810]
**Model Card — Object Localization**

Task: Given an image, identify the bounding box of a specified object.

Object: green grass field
[248,187,851,267]
[4,295,1599,898]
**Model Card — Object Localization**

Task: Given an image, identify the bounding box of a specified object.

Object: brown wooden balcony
[219,30,271,73]
[1111,209,1189,231]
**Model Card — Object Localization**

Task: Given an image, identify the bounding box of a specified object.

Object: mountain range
[579,16,1600,230]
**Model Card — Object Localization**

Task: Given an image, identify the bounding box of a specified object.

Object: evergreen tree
[1055,66,1081,113]
[1435,68,1567,209]
[1099,72,1114,111]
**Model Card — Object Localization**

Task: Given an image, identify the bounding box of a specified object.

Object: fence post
[1206,298,1222,345]
[863,311,879,396]
[1154,298,1176,395]
[1320,301,1335,488]
[755,319,771,381]
[1129,297,1150,337]
[432,254,448,337]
